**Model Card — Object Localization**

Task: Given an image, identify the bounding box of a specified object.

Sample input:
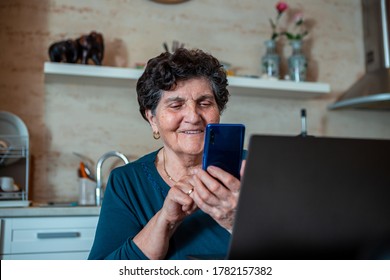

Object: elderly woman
[88,48,244,260]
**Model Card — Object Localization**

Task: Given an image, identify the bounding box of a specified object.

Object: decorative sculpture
[76,31,104,65]
[48,39,79,63]
[48,31,104,65]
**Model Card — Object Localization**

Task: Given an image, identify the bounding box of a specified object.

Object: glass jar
[288,40,307,82]
[261,40,280,79]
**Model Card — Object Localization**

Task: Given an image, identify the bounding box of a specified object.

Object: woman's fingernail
[207,166,216,172]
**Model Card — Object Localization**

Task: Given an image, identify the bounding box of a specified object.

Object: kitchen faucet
[95,151,129,206]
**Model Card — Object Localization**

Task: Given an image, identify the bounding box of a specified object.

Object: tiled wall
[0,0,389,203]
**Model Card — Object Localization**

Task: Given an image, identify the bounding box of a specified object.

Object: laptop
[226,134,390,260]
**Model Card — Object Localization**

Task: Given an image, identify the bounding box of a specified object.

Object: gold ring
[186,188,194,196]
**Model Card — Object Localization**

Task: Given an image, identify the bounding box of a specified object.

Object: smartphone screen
[202,123,245,179]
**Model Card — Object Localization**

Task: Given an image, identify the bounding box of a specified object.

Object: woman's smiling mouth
[179,129,204,135]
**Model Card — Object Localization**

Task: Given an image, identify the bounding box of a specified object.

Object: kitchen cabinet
[44,62,331,98]
[0,207,100,260]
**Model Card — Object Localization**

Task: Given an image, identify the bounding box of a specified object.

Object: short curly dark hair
[136,48,230,121]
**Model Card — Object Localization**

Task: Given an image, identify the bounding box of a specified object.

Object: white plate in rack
[0,111,28,136]
[0,111,29,166]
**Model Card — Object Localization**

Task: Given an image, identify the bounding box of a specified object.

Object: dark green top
[88,149,230,260]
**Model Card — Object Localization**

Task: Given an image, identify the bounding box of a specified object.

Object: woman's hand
[160,177,198,227]
[133,176,197,260]
[189,160,246,231]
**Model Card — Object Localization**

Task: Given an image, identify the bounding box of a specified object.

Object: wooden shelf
[44,62,330,98]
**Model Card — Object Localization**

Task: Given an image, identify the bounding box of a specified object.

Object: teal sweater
[88,150,230,260]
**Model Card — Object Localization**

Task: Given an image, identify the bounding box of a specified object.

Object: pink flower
[270,1,288,40]
[276,2,288,14]
[283,12,308,40]
[293,13,304,25]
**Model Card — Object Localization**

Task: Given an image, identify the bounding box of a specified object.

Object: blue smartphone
[202,123,245,179]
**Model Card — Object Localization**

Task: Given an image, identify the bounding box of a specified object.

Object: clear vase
[261,40,280,79]
[288,40,307,82]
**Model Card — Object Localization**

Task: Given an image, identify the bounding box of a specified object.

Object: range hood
[329,0,390,110]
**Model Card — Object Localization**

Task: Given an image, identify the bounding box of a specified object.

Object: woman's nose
[184,103,201,123]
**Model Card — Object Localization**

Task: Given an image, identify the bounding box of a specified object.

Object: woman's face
[146,77,220,157]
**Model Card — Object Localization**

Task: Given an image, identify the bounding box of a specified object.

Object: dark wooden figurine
[48,39,79,63]
[48,31,104,65]
[76,31,104,65]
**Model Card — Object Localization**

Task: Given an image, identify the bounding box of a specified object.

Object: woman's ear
[145,109,157,130]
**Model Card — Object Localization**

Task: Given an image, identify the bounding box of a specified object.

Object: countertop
[0,205,101,218]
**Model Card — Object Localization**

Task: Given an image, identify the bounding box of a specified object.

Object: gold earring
[153,131,160,140]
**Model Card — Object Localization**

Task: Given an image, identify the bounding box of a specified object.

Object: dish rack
[0,131,30,206]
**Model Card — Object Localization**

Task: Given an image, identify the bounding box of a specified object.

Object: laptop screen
[228,135,390,260]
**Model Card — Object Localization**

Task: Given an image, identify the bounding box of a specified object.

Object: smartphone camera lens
[210,129,215,145]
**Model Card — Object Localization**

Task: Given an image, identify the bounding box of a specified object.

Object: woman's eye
[200,102,212,107]
[169,103,182,109]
